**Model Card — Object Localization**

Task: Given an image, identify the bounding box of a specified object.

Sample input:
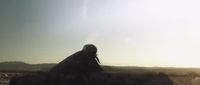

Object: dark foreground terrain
[1,71,200,85]
[1,62,200,85]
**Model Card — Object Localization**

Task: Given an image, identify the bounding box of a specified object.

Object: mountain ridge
[1,61,200,75]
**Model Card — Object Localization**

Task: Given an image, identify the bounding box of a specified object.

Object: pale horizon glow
[1,0,200,67]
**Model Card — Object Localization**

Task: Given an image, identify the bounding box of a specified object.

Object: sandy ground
[170,76,196,85]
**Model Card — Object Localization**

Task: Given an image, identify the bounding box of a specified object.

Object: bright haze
[1,0,200,67]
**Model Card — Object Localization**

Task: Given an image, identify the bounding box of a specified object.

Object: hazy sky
[1,0,200,67]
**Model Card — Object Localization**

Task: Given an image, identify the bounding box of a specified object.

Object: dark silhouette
[9,71,125,85]
[9,44,174,85]
[49,44,103,74]
[9,71,174,85]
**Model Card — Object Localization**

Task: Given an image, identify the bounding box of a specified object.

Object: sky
[1,0,200,67]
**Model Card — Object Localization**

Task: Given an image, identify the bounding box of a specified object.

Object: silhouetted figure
[9,44,174,85]
[49,44,103,74]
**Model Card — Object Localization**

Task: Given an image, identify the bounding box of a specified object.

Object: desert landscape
[1,61,200,85]
[2,0,200,85]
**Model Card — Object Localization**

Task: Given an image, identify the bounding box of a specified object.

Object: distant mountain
[0,61,55,71]
[0,61,146,72]
[1,61,200,75]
